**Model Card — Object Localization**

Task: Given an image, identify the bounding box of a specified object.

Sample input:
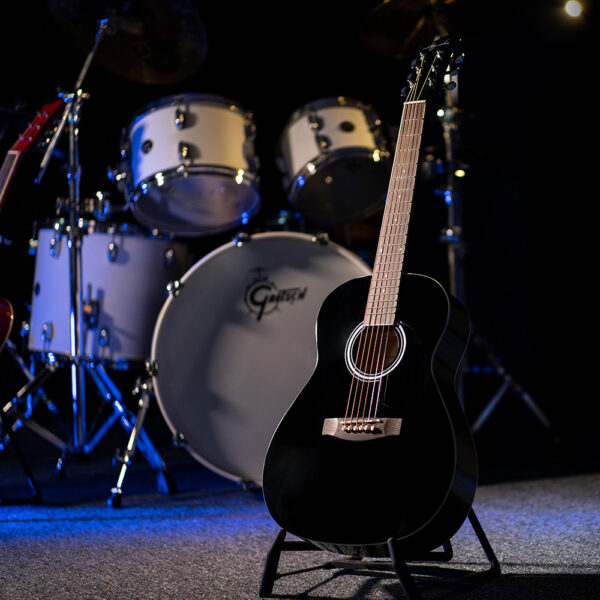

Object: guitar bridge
[322,417,402,441]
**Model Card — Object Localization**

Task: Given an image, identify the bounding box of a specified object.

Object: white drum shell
[125,94,261,237]
[28,225,189,367]
[129,95,252,187]
[151,231,371,484]
[278,97,391,225]
[281,103,380,177]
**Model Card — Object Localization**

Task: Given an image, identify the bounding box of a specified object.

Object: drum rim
[149,230,372,482]
[127,93,253,130]
[32,218,179,241]
[130,170,262,238]
[286,96,375,122]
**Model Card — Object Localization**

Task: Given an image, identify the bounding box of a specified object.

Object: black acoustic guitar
[262,38,477,558]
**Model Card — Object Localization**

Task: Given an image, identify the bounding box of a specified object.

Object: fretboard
[364,100,426,327]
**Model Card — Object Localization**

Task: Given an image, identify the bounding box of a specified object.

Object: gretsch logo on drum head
[244,268,307,321]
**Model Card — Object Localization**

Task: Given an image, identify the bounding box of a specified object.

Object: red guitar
[0,98,63,214]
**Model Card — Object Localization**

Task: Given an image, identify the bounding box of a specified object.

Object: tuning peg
[452,53,465,67]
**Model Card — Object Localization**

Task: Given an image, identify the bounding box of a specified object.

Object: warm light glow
[565,1,582,17]
[235,169,245,184]
[454,169,466,178]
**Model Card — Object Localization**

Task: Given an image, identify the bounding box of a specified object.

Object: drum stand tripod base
[0,408,42,505]
[78,362,177,506]
[106,377,178,508]
[259,509,500,600]
[466,332,558,441]
[2,352,176,504]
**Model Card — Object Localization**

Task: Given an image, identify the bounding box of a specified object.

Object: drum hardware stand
[259,508,500,599]
[0,406,42,505]
[1,339,70,453]
[1,353,68,455]
[436,69,556,439]
[81,363,178,507]
[20,18,175,497]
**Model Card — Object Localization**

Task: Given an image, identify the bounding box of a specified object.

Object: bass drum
[151,231,371,484]
[123,93,261,237]
[277,96,391,226]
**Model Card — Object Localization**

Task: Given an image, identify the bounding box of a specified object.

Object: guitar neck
[0,150,22,214]
[364,99,427,327]
[0,98,63,216]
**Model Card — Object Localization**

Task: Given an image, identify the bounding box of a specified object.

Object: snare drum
[123,93,261,237]
[278,97,391,226]
[28,221,189,368]
[151,231,372,484]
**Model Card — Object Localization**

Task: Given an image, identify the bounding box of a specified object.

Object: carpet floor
[1,417,599,600]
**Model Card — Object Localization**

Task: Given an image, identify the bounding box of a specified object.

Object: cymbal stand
[437,69,555,437]
[21,18,175,497]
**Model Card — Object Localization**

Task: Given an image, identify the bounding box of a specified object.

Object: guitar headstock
[403,37,464,103]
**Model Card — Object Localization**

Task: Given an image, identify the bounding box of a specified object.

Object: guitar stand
[259,509,500,600]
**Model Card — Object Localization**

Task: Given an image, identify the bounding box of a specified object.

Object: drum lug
[41,321,54,344]
[164,247,176,269]
[107,240,119,262]
[166,280,183,297]
[98,327,111,348]
[315,134,331,151]
[233,232,250,247]
[28,236,38,256]
[178,141,190,161]
[312,232,330,245]
[144,360,158,377]
[49,234,61,257]
[172,432,187,448]
[308,114,324,130]
[174,107,187,129]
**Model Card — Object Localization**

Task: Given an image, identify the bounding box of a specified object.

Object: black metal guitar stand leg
[259,508,500,599]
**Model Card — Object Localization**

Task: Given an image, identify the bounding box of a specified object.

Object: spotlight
[564,1,583,18]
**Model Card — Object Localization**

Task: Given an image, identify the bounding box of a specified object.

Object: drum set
[0,11,395,505]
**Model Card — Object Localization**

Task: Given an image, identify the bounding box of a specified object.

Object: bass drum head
[151,231,371,484]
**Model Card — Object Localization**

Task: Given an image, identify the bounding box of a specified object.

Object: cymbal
[359,0,492,60]
[46,0,208,85]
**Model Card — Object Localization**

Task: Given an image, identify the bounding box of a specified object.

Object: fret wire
[366,100,426,323]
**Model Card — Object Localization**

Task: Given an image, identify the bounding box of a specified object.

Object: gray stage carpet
[1,437,599,600]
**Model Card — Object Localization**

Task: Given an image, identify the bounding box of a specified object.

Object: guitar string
[369,61,433,417]
[346,98,417,425]
[347,99,413,425]
[344,54,433,426]
[371,100,420,417]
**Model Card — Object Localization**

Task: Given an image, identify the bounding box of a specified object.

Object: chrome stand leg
[83,364,176,506]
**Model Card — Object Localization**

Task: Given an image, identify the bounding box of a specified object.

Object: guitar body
[1,297,14,352]
[262,273,477,557]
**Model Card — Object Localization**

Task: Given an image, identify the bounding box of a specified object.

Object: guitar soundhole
[345,323,406,382]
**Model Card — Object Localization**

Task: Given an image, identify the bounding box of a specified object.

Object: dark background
[0,1,597,477]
